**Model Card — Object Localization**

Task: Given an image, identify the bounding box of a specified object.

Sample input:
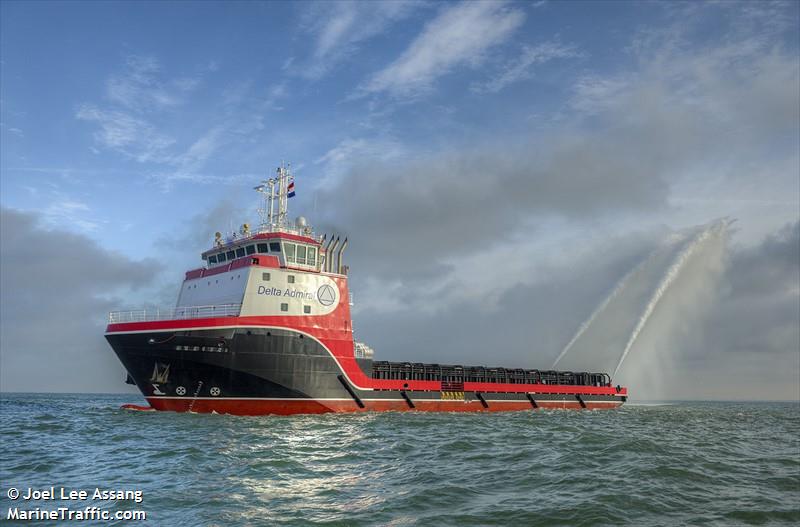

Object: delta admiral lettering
[257,285,315,301]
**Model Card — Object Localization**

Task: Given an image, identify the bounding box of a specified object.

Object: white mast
[253,161,303,235]
[268,178,276,229]
[278,162,288,228]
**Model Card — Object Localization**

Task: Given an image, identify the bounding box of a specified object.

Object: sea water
[1,394,798,526]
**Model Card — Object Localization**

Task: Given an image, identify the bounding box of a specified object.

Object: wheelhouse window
[217,252,227,263]
[269,242,281,253]
[235,247,245,258]
[208,255,217,264]
[257,243,269,253]
[280,242,319,268]
[284,243,296,264]
[226,250,235,260]
[245,245,256,255]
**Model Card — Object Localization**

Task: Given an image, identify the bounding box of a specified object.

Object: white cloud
[314,136,407,187]
[76,55,215,166]
[570,75,631,115]
[313,5,358,60]
[176,127,224,171]
[77,98,240,189]
[263,82,288,111]
[146,171,257,193]
[361,1,525,97]
[75,104,175,163]
[149,127,225,190]
[40,199,101,233]
[142,124,265,192]
[471,42,582,94]
[105,55,190,111]
[76,55,264,189]
[4,126,24,137]
[298,0,421,80]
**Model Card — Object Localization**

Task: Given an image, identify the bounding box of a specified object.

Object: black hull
[107,328,624,414]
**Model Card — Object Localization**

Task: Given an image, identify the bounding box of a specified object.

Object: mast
[253,162,295,233]
[268,178,276,229]
[278,162,289,228]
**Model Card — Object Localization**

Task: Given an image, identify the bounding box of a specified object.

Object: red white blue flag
[287,180,296,198]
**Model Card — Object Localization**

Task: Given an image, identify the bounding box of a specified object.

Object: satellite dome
[295,216,307,228]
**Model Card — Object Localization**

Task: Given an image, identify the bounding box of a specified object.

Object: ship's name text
[257,286,315,301]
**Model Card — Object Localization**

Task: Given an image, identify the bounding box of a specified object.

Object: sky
[1,0,798,400]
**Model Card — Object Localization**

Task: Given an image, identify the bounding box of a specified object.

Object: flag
[287,180,296,198]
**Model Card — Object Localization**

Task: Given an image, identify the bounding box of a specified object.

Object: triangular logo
[317,284,337,306]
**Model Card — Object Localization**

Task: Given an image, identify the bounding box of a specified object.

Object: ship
[106,163,628,415]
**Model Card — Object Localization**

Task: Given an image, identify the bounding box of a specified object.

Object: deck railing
[108,303,242,324]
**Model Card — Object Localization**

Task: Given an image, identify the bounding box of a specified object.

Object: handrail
[108,303,242,324]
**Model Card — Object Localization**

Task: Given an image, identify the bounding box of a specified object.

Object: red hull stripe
[146,397,623,416]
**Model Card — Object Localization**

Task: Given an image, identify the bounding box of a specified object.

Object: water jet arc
[613,220,730,376]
